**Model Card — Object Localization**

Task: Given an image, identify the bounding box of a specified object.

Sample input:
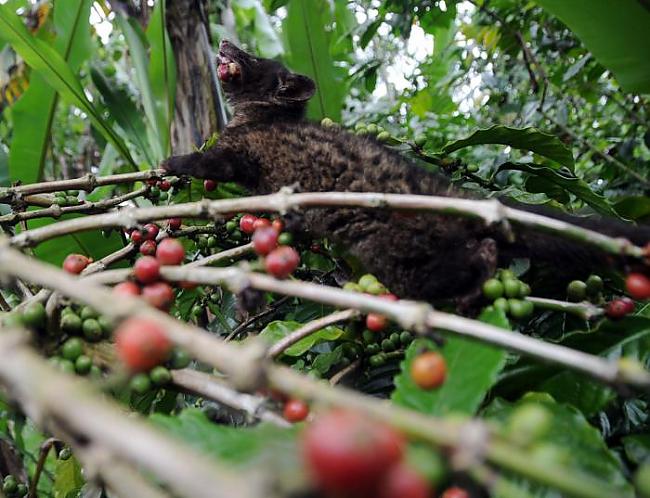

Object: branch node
[450,419,490,471]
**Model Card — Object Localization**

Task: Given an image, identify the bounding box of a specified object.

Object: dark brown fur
[163,41,648,304]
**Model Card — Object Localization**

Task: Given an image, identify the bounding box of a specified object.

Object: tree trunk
[165,0,227,154]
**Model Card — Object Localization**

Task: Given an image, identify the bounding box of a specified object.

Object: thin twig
[527,296,603,320]
[28,437,58,498]
[268,309,358,358]
[225,296,291,341]
[171,369,290,427]
[8,191,645,259]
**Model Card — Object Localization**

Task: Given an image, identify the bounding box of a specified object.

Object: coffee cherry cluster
[302,409,432,498]
[145,177,174,203]
[60,305,112,342]
[362,328,412,368]
[52,189,81,207]
[344,273,396,333]
[483,269,534,319]
[50,336,102,377]
[566,274,604,303]
[2,475,27,497]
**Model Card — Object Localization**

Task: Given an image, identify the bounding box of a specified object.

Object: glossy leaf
[259,320,344,356]
[283,0,345,121]
[535,0,650,93]
[8,0,92,184]
[441,126,575,170]
[391,308,508,415]
[0,4,137,169]
[485,393,634,497]
[53,457,84,498]
[498,162,619,217]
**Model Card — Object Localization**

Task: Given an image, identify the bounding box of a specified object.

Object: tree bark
[165,0,227,154]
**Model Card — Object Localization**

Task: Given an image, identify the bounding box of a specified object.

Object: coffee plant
[0,1,649,497]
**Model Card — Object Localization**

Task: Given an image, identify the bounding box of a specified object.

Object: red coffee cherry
[411,351,447,389]
[168,218,182,230]
[441,487,470,498]
[606,298,635,319]
[115,318,171,372]
[272,219,284,232]
[366,313,388,332]
[203,179,217,192]
[113,281,141,297]
[63,254,91,274]
[265,246,300,279]
[159,180,171,191]
[139,240,157,256]
[156,238,185,266]
[253,227,279,256]
[253,217,272,231]
[283,399,310,422]
[302,410,405,496]
[130,230,143,244]
[626,273,650,300]
[239,214,258,234]
[142,282,175,311]
[143,223,160,241]
[379,464,432,498]
[133,256,160,284]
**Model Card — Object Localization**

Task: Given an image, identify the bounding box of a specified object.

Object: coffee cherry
[482,278,504,300]
[302,410,404,496]
[265,246,300,278]
[169,348,191,369]
[626,273,650,300]
[272,219,284,232]
[414,135,427,147]
[253,227,279,255]
[366,313,387,332]
[115,318,171,372]
[82,318,103,342]
[130,230,143,244]
[380,464,432,498]
[139,239,157,256]
[63,253,91,274]
[134,256,160,284]
[80,306,98,320]
[75,355,92,375]
[142,282,175,311]
[635,462,650,498]
[358,274,378,291]
[156,238,185,265]
[60,313,82,334]
[168,218,182,230]
[567,280,587,302]
[113,281,141,297]
[442,487,470,498]
[62,338,83,361]
[503,279,521,298]
[283,399,310,422]
[239,214,257,234]
[150,365,172,386]
[3,476,17,494]
[22,302,46,329]
[507,403,551,447]
[508,299,534,319]
[143,223,160,241]
[606,298,634,319]
[130,373,152,394]
[411,351,446,389]
[203,179,217,192]
[159,180,171,191]
[586,274,604,296]
[253,217,272,231]
[277,232,293,245]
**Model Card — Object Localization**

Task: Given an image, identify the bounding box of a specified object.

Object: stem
[527,296,603,320]
[28,438,57,498]
[8,192,644,259]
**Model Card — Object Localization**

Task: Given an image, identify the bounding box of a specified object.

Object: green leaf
[259,320,344,356]
[146,0,176,156]
[283,0,346,121]
[441,126,575,170]
[0,4,137,170]
[485,393,634,497]
[8,0,93,184]
[90,66,154,164]
[151,409,300,476]
[391,308,508,416]
[53,457,84,498]
[622,434,650,465]
[231,0,284,58]
[535,0,650,93]
[498,162,619,217]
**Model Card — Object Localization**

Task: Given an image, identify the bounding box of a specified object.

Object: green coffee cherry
[169,349,191,369]
[365,281,386,295]
[278,232,293,245]
[150,366,172,386]
[3,476,17,494]
[130,373,151,394]
[343,282,362,293]
[61,313,82,334]
[507,403,552,447]
[59,359,75,374]
[519,282,531,297]
[80,306,98,320]
[16,483,27,496]
[321,117,335,128]
[362,329,377,344]
[567,280,587,302]
[354,122,366,131]
[226,220,237,232]
[377,131,391,143]
[399,331,413,346]
[508,299,534,319]
[366,343,380,355]
[381,338,396,352]
[503,279,521,298]
[369,353,386,367]
[98,315,112,335]
[498,269,515,281]
[493,297,510,313]
[22,302,46,329]
[482,278,504,300]
[58,447,72,460]
[466,163,479,173]
[635,462,650,498]
[62,338,83,361]
[585,275,604,296]
[82,318,103,342]
[366,124,378,135]
[358,274,378,291]
[75,355,93,375]
[414,135,427,147]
